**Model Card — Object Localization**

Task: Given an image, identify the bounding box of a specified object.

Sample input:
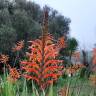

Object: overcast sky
[29,0,96,50]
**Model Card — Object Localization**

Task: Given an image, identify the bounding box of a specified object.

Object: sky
[29,0,96,50]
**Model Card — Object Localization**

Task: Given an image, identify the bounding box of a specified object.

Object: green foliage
[47,84,53,96]
[0,24,17,53]
[0,8,12,26]
[0,68,96,96]
[79,67,91,79]
[1,80,16,96]
[49,15,71,39]
[68,37,78,52]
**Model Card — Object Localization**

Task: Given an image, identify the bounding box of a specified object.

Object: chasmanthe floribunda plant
[20,8,66,95]
[21,34,65,91]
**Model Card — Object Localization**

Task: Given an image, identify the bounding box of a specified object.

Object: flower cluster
[65,64,84,75]
[21,34,64,90]
[12,40,24,52]
[0,54,9,64]
[9,67,20,80]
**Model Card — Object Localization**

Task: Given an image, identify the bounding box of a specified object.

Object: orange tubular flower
[0,54,9,64]
[8,67,20,81]
[12,40,24,52]
[66,64,84,75]
[57,36,67,49]
[21,34,64,90]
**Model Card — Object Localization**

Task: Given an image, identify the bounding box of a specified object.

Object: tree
[68,38,78,60]
[0,25,17,53]
[49,14,71,39]
[15,0,26,4]
[0,8,12,26]
[11,9,41,49]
